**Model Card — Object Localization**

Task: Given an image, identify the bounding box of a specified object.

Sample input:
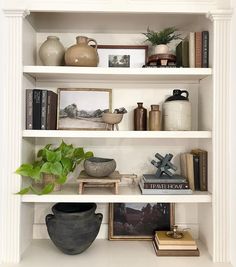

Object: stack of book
[26,89,58,130]
[176,31,209,68]
[139,174,192,195]
[180,149,208,191]
[153,231,200,256]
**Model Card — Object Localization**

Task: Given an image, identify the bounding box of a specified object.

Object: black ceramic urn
[46,202,103,255]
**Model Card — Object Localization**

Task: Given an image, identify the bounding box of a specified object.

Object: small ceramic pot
[102,113,123,130]
[46,203,103,255]
[84,157,116,177]
[153,44,169,54]
[39,36,65,66]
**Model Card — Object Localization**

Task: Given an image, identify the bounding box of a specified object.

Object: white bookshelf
[1,2,232,266]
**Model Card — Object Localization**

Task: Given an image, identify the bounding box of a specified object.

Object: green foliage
[142,27,181,45]
[15,140,93,195]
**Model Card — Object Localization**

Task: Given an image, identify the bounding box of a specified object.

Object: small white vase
[39,36,65,66]
[153,44,169,54]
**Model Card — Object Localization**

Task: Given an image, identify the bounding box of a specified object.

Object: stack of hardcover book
[26,89,58,130]
[176,31,209,68]
[180,149,208,191]
[153,231,200,256]
[139,174,192,195]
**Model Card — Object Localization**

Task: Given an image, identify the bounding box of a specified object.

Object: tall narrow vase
[134,102,147,130]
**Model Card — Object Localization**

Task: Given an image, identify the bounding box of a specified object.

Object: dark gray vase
[46,203,103,255]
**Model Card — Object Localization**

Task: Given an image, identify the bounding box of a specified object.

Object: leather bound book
[46,91,58,130]
[193,154,200,191]
[202,31,209,68]
[33,89,42,130]
[41,90,48,130]
[195,32,202,68]
[26,89,33,129]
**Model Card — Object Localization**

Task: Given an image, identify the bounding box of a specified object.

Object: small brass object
[166,225,184,239]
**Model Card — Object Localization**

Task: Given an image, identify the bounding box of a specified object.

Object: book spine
[33,89,42,130]
[143,177,187,183]
[195,32,202,68]
[189,32,195,68]
[41,90,48,130]
[176,41,183,67]
[139,183,193,195]
[200,151,208,191]
[25,89,33,129]
[182,39,189,67]
[202,31,209,68]
[46,91,58,130]
[143,183,189,190]
[193,154,200,191]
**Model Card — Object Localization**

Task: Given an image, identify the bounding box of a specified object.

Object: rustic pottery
[64,36,99,67]
[46,203,103,255]
[39,36,65,66]
[84,157,116,177]
[153,44,169,54]
[134,102,147,130]
[102,113,123,131]
[163,89,192,131]
[149,105,161,131]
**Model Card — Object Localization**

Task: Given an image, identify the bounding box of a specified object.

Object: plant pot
[46,203,103,255]
[43,173,61,191]
[84,157,116,177]
[153,44,169,54]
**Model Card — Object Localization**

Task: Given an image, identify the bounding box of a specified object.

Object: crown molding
[3,9,30,18]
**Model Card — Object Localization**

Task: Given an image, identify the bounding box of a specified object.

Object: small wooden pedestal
[77,171,121,194]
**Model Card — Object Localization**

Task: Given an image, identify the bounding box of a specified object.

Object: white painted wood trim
[208,10,232,263]
[0,11,25,264]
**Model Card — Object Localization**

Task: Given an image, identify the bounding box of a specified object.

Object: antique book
[41,90,48,130]
[141,181,189,190]
[176,41,183,67]
[152,241,200,257]
[191,149,208,191]
[195,32,202,68]
[176,40,189,67]
[189,32,195,68]
[25,89,33,129]
[202,31,209,68]
[143,174,187,183]
[33,89,42,130]
[180,153,188,179]
[46,91,58,130]
[186,153,195,191]
[193,154,200,191]
[155,237,197,250]
[139,183,192,195]
[155,231,196,245]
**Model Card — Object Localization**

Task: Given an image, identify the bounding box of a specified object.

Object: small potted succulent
[15,140,93,195]
[142,26,181,55]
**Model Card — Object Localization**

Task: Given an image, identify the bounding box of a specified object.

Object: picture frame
[109,203,174,240]
[96,45,148,68]
[57,88,112,130]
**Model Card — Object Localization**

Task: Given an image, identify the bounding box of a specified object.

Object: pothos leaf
[16,187,30,195]
[40,183,55,195]
[56,175,67,184]
[50,162,63,176]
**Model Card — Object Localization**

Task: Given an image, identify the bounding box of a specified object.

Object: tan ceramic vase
[65,36,99,67]
[149,105,161,131]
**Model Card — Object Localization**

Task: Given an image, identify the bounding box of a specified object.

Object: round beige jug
[65,36,99,67]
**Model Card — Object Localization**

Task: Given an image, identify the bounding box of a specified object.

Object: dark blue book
[33,89,42,129]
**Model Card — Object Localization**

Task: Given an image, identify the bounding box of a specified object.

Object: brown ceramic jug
[149,105,161,131]
[65,36,99,67]
[134,102,147,131]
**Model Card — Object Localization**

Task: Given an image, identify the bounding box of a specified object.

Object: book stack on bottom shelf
[153,231,200,256]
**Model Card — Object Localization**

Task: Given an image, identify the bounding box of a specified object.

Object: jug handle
[45,214,54,224]
[96,213,103,222]
[88,38,98,50]
[180,90,189,99]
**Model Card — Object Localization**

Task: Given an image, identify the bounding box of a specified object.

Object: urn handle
[180,90,189,99]
[88,38,98,50]
[45,214,54,224]
[96,213,103,222]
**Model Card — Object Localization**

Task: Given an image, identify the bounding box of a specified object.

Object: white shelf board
[21,184,212,203]
[3,239,231,267]
[23,66,212,82]
[22,130,212,139]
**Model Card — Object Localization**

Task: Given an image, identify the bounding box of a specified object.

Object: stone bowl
[102,113,123,125]
[84,157,116,177]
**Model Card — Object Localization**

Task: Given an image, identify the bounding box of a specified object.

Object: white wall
[230,1,236,267]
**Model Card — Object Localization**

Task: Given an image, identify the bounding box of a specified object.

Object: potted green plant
[15,140,93,195]
[142,26,181,54]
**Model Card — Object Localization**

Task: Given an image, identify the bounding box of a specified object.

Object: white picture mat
[97,48,146,68]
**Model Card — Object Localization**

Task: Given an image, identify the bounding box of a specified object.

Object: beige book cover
[155,231,196,245]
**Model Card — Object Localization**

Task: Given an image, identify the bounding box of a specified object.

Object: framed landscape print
[109,203,174,240]
[96,45,148,68]
[57,88,112,130]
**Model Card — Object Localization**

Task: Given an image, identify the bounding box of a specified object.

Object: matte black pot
[46,203,103,255]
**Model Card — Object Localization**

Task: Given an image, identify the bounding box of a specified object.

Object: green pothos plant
[15,140,93,195]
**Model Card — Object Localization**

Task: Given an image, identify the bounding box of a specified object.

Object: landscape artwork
[108,55,130,67]
[109,203,174,240]
[58,88,112,130]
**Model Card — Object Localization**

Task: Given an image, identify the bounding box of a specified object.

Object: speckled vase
[46,203,103,255]
[39,36,65,66]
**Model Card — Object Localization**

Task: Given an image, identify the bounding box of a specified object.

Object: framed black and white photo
[109,203,174,240]
[96,45,148,68]
[57,88,112,130]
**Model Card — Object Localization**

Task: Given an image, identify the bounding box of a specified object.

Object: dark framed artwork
[109,203,174,240]
[96,45,148,68]
[57,88,112,130]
